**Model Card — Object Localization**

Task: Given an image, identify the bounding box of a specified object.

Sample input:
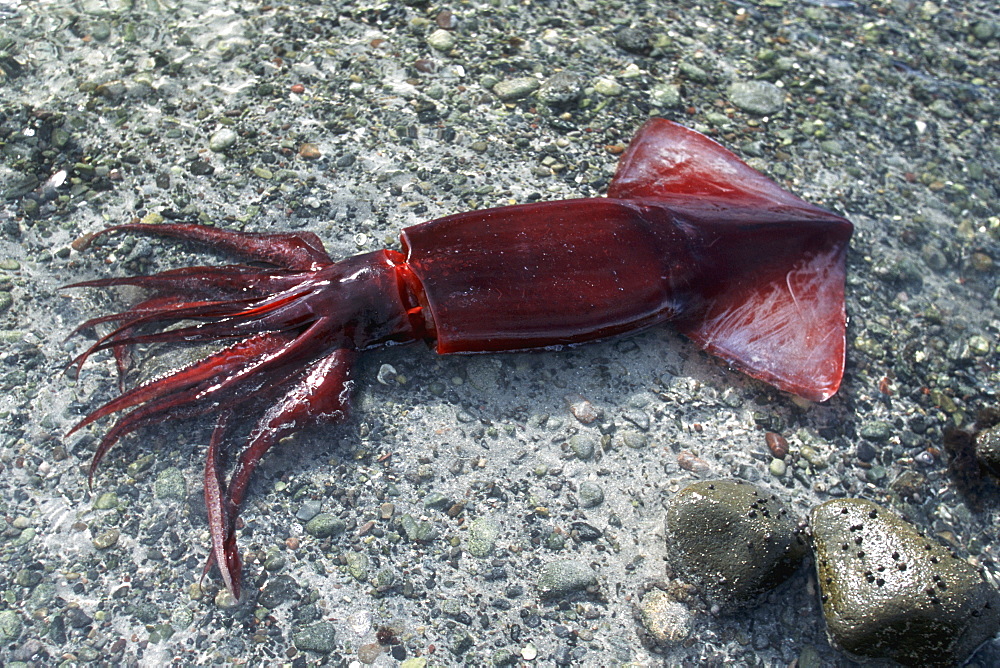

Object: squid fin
[610,118,853,401]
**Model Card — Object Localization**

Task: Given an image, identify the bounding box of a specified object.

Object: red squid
[67,118,852,599]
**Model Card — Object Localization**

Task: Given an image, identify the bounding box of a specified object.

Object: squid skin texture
[67,118,853,599]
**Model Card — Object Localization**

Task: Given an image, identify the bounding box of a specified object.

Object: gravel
[0,0,997,665]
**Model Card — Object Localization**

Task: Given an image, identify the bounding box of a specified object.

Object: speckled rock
[493,77,539,102]
[293,621,337,654]
[153,466,186,500]
[304,513,346,538]
[975,424,1000,476]
[537,559,597,599]
[726,80,784,115]
[637,589,692,646]
[0,609,22,643]
[538,70,586,106]
[578,481,604,508]
[466,517,499,558]
[811,498,1000,667]
[664,480,807,609]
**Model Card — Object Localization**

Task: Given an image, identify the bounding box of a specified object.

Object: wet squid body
[67,119,853,599]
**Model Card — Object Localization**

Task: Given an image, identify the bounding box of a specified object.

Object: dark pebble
[259,574,298,608]
[571,522,602,541]
[615,27,653,55]
[855,441,877,463]
[188,159,214,176]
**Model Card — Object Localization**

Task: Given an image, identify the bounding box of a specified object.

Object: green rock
[293,621,337,653]
[811,498,1000,666]
[859,421,892,442]
[153,467,186,500]
[304,513,346,539]
[399,656,427,668]
[127,453,154,477]
[537,559,597,599]
[399,514,438,542]
[493,77,539,102]
[650,83,681,108]
[92,528,120,549]
[727,80,785,115]
[346,551,369,581]
[466,517,500,558]
[0,292,12,314]
[400,659,427,668]
[449,629,474,655]
[427,28,456,52]
[93,492,119,510]
[568,433,597,460]
[422,492,450,510]
[664,479,807,609]
[0,609,22,642]
[209,128,238,152]
[593,77,622,96]
[542,528,566,551]
[578,481,604,508]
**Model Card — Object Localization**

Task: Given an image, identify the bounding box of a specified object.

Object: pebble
[577,481,604,508]
[153,467,186,500]
[208,128,238,152]
[664,480,807,609]
[768,458,787,477]
[427,28,456,52]
[298,143,321,160]
[593,77,622,96]
[466,517,500,557]
[493,77,540,102]
[358,641,383,663]
[214,589,238,608]
[975,424,1000,476]
[859,421,892,442]
[676,450,711,475]
[537,71,585,106]
[971,19,997,41]
[765,432,788,459]
[678,61,710,83]
[0,610,22,643]
[650,82,680,108]
[259,574,298,608]
[637,589,692,645]
[565,394,600,424]
[295,499,322,522]
[400,659,427,668]
[305,513,346,538]
[537,560,597,599]
[614,26,653,55]
[727,80,785,115]
[618,430,648,449]
[0,292,12,314]
[92,528,120,550]
[568,433,597,460]
[811,498,1000,666]
[293,621,337,654]
[346,551,369,581]
[92,492,119,510]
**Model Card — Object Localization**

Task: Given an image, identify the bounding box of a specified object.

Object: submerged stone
[811,498,1000,667]
[537,560,597,599]
[664,479,807,609]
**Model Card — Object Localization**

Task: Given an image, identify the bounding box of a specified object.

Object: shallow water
[0,0,997,665]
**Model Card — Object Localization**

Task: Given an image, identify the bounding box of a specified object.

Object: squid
[67,119,853,599]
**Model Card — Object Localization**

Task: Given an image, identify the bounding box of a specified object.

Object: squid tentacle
[91,223,333,271]
[204,347,357,599]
